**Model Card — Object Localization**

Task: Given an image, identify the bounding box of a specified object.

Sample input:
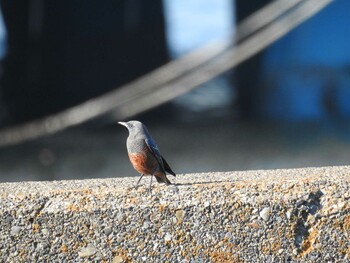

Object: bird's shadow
[173,180,230,186]
[128,180,233,192]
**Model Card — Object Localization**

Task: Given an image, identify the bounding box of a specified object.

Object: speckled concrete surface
[0,166,349,262]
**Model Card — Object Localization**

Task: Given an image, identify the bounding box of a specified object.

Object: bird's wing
[145,138,166,173]
[162,156,176,177]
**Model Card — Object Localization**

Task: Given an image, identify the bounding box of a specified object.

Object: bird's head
[118,120,147,137]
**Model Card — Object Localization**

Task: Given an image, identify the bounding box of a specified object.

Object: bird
[118,120,176,191]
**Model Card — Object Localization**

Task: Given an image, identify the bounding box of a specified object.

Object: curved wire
[0,0,333,146]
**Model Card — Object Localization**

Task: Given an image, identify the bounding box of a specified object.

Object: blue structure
[260,0,350,120]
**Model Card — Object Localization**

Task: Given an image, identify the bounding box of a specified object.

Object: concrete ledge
[0,166,349,262]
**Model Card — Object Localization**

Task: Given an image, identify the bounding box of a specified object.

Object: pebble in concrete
[78,244,97,258]
[260,207,272,221]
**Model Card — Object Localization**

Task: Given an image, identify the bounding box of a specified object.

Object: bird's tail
[162,156,176,177]
[154,172,171,185]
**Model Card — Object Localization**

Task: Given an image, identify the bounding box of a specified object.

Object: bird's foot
[134,184,142,190]
[126,184,141,191]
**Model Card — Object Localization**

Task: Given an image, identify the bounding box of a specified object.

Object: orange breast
[128,152,158,175]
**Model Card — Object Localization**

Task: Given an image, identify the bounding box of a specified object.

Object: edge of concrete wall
[1,166,349,262]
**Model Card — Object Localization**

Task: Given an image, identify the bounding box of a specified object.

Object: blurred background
[0,0,349,182]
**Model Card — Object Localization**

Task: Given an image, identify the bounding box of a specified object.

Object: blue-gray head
[118,120,149,139]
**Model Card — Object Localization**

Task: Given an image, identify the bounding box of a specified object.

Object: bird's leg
[135,174,144,188]
[148,176,153,193]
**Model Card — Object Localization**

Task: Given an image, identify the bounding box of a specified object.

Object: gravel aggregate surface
[0,166,349,262]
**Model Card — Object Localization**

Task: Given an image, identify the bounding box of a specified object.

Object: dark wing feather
[162,156,176,176]
[145,138,176,176]
[145,138,166,173]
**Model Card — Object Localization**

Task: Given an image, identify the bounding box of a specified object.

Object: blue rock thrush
[118,120,176,190]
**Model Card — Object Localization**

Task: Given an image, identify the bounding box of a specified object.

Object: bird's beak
[118,121,128,128]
